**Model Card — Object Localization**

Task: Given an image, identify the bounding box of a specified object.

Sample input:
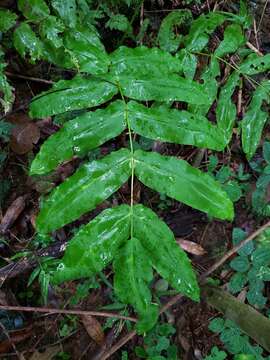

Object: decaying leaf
[10,122,40,155]
[176,238,206,256]
[81,315,105,346]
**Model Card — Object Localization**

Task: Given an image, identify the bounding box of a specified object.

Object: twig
[5,72,54,85]
[200,219,270,280]
[246,41,263,56]
[0,305,137,323]
[98,219,270,359]
[98,331,136,360]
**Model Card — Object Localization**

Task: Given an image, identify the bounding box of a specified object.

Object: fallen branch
[0,304,137,323]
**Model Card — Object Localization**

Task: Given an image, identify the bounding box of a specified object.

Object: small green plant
[206,317,270,359]
[135,322,178,359]
[0,8,17,113]
[249,142,270,217]
[228,228,270,308]
[6,0,268,332]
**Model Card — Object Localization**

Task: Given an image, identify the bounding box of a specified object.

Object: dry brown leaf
[81,315,105,346]
[10,122,40,154]
[29,345,61,360]
[0,326,32,353]
[176,238,206,256]
[0,196,27,233]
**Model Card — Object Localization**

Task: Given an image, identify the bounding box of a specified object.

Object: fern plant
[16,1,270,332]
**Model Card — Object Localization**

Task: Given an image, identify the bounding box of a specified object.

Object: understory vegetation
[0,0,270,359]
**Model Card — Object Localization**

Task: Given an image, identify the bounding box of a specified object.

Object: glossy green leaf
[241,81,270,159]
[239,54,270,75]
[106,14,132,34]
[176,48,197,80]
[133,205,199,301]
[53,205,131,283]
[0,8,17,32]
[184,12,226,52]
[134,150,234,220]
[114,236,159,333]
[128,100,225,150]
[29,75,118,118]
[40,16,65,48]
[215,24,245,58]
[18,0,49,21]
[216,71,239,143]
[64,25,110,74]
[36,148,131,233]
[51,0,77,28]
[229,272,248,294]
[0,72,14,113]
[0,49,14,113]
[189,57,220,116]
[230,256,250,273]
[157,10,192,53]
[109,46,182,76]
[13,22,43,62]
[30,100,127,175]
[108,72,210,105]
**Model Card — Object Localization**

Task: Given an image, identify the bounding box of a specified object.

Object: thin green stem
[194,51,270,93]
[117,83,135,239]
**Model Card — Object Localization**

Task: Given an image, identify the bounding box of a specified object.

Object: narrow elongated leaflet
[134,205,200,301]
[53,205,131,283]
[134,150,234,220]
[114,237,159,333]
[29,76,118,118]
[105,72,210,105]
[30,100,126,175]
[241,81,270,159]
[36,149,132,233]
[64,25,110,75]
[216,71,240,144]
[128,101,224,150]
[109,45,182,76]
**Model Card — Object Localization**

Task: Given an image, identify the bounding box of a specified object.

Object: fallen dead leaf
[81,315,105,346]
[10,122,40,154]
[0,196,27,233]
[29,345,61,360]
[176,238,206,256]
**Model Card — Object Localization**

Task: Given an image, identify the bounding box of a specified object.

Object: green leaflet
[128,101,225,150]
[53,205,131,283]
[107,73,210,105]
[29,76,118,118]
[239,54,270,75]
[36,148,132,233]
[39,16,65,48]
[133,205,200,301]
[63,25,110,74]
[109,46,182,76]
[176,48,197,80]
[30,100,127,175]
[0,71,14,114]
[13,22,44,62]
[241,81,270,159]
[134,150,234,220]
[114,237,159,333]
[0,8,17,32]
[214,24,245,58]
[189,57,220,116]
[51,0,77,28]
[216,71,240,143]
[18,0,50,21]
[0,48,14,113]
[184,12,226,52]
[157,10,192,53]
